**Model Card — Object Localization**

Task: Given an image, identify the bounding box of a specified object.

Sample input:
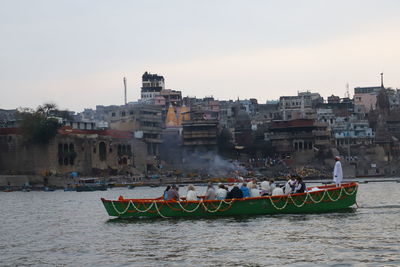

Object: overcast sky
[1,0,400,112]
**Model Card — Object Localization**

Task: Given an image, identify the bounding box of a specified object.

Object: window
[99,142,107,161]
[58,143,76,165]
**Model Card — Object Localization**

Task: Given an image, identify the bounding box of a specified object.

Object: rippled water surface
[1,183,400,266]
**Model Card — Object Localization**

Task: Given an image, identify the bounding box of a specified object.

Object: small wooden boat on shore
[101,182,358,219]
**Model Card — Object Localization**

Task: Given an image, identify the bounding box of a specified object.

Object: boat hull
[76,185,107,192]
[101,182,358,219]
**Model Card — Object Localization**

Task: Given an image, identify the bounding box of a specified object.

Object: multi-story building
[254,103,280,124]
[106,103,163,158]
[353,86,382,113]
[140,72,165,102]
[183,96,220,121]
[237,99,258,116]
[160,89,182,107]
[331,118,374,147]
[182,108,218,156]
[219,100,236,129]
[279,92,321,120]
[266,119,330,156]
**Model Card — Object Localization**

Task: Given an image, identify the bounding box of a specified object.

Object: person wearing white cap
[333,156,343,187]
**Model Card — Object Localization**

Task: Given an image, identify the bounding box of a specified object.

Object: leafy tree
[17,103,70,145]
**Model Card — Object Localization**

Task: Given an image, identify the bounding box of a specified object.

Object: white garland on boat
[154,201,169,218]
[111,200,155,215]
[177,200,203,213]
[109,185,358,216]
[201,199,225,213]
[111,200,132,215]
[269,186,358,210]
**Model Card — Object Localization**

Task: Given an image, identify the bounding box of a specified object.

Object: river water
[1,182,399,266]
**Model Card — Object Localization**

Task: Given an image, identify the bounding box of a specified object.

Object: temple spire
[166,104,179,127]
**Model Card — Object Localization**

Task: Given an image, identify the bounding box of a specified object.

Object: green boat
[101,182,358,219]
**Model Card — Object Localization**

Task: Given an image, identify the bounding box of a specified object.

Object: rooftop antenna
[123,77,127,105]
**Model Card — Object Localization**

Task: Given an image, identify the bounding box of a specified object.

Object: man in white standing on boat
[333,156,343,187]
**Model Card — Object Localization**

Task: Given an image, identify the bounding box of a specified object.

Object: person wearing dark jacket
[294,176,306,193]
[226,185,244,199]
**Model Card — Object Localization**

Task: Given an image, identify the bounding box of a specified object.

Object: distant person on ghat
[333,156,343,187]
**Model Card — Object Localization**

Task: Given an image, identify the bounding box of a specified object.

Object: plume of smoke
[182,151,247,177]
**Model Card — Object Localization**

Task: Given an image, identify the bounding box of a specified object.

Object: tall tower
[380,73,384,88]
[123,77,127,105]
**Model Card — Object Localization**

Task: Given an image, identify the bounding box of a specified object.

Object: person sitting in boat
[260,179,276,196]
[226,184,243,199]
[249,183,260,197]
[294,176,306,194]
[284,175,296,195]
[260,179,269,196]
[247,178,256,190]
[205,182,216,200]
[186,184,198,201]
[216,183,228,200]
[167,185,180,201]
[272,187,284,196]
[240,183,250,198]
[163,185,171,200]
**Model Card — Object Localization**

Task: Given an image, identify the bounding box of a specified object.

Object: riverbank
[1,174,399,191]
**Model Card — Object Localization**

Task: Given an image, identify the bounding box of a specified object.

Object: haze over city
[1,0,400,111]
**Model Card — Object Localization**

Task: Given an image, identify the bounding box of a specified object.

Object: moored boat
[76,178,107,192]
[101,182,358,219]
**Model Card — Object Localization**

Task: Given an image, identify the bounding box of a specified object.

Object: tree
[17,103,70,145]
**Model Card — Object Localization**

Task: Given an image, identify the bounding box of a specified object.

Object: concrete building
[238,99,258,116]
[254,103,280,125]
[219,100,236,129]
[353,86,382,113]
[140,72,165,102]
[331,118,374,147]
[104,103,163,173]
[160,89,182,107]
[279,92,321,120]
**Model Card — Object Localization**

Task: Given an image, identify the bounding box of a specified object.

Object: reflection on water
[1,183,400,266]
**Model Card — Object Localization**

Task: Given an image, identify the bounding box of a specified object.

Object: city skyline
[1,0,400,112]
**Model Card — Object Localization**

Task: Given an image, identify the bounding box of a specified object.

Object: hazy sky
[1,0,400,112]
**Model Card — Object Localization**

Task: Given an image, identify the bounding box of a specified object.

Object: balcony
[183,132,217,138]
[140,126,162,132]
[314,139,330,146]
[313,130,330,137]
[183,140,217,146]
[143,138,163,144]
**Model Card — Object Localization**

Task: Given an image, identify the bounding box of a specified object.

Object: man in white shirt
[216,183,228,200]
[333,156,343,187]
[205,182,216,200]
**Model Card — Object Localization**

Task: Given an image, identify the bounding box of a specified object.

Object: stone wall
[0,132,146,176]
